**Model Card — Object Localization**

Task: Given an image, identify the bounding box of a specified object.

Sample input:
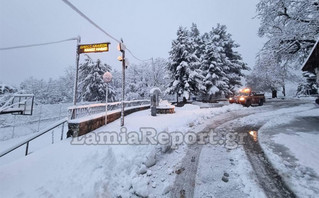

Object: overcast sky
[0,0,265,86]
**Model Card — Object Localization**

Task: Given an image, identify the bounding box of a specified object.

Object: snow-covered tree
[189,23,205,66]
[201,31,227,98]
[123,57,169,100]
[79,55,115,102]
[247,51,283,93]
[109,69,122,101]
[126,64,150,100]
[57,65,75,103]
[0,84,17,95]
[296,72,318,96]
[20,77,47,103]
[150,58,169,90]
[166,26,204,101]
[166,24,248,101]
[257,0,319,60]
[221,27,249,92]
[255,0,319,95]
[201,24,248,99]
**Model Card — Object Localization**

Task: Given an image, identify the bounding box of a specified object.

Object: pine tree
[215,24,249,94]
[201,26,229,98]
[79,55,115,102]
[189,23,206,94]
[166,26,204,100]
[166,24,248,101]
[189,23,205,64]
[201,24,248,99]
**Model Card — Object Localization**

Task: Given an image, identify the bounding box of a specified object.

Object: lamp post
[103,72,112,125]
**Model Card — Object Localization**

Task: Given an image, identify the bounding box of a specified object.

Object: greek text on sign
[78,43,110,54]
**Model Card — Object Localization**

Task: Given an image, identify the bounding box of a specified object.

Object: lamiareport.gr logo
[71,127,248,149]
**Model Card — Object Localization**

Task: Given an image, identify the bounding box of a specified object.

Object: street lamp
[103,71,112,125]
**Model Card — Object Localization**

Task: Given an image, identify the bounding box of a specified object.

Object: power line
[0,37,78,51]
[61,0,149,62]
[61,0,120,44]
[126,48,152,62]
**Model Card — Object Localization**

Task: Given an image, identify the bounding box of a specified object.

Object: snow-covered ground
[0,103,70,141]
[235,99,319,197]
[0,103,243,197]
[257,104,319,197]
[0,98,318,197]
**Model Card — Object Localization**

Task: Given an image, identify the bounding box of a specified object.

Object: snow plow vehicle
[228,95,239,104]
[229,88,265,107]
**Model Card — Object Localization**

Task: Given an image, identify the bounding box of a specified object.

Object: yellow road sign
[78,42,110,54]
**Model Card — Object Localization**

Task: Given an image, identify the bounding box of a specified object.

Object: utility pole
[73,36,81,105]
[117,40,126,126]
[71,36,81,119]
[121,50,125,126]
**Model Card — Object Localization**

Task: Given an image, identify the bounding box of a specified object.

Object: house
[301,38,319,104]
[302,38,319,84]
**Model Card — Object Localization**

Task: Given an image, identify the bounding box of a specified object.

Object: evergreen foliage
[166,23,248,100]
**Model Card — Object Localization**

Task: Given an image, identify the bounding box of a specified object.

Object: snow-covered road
[172,110,256,197]
[194,99,318,198]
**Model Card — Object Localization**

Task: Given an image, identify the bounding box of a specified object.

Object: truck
[229,88,265,107]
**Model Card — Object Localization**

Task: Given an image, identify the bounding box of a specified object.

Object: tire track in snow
[171,111,255,198]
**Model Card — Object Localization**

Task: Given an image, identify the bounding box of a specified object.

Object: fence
[68,100,150,120]
[0,118,67,158]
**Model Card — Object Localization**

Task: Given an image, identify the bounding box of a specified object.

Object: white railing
[68,100,150,120]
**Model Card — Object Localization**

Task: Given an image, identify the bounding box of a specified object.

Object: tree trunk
[282,85,286,97]
[183,97,187,103]
[272,90,277,98]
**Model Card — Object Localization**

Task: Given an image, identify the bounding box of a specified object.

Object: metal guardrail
[0,118,68,158]
[68,100,150,120]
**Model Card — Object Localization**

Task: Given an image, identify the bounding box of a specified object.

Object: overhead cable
[0,37,78,51]
[61,0,150,62]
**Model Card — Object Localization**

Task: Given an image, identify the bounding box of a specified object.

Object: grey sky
[0,0,265,86]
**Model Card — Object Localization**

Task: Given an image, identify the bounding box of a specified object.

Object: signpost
[71,40,111,119]
[78,42,110,54]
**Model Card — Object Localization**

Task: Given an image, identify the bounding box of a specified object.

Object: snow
[150,87,161,95]
[1,99,318,197]
[157,100,174,109]
[273,133,319,174]
[68,104,150,124]
[0,103,244,197]
[239,101,319,197]
[194,145,266,198]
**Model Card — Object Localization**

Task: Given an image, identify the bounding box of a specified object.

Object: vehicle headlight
[229,97,233,100]
[239,97,245,101]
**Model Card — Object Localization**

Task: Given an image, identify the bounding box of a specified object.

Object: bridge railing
[68,99,150,120]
